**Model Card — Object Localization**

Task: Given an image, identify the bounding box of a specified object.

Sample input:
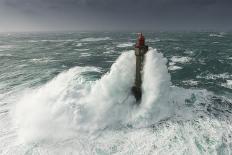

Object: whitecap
[37,39,75,43]
[209,33,224,37]
[173,47,181,50]
[146,38,160,43]
[80,37,111,42]
[0,45,14,49]
[76,43,82,47]
[28,40,39,43]
[170,56,191,64]
[0,53,13,57]
[222,80,232,89]
[197,73,231,80]
[184,50,194,55]
[74,49,89,52]
[116,42,134,48]
[168,65,183,71]
[103,50,115,54]
[183,80,199,86]
[169,62,176,66]
[80,53,91,57]
[30,58,57,64]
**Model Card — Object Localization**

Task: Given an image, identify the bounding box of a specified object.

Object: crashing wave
[8,48,232,154]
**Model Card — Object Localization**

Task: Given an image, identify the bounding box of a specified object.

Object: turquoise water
[1,32,232,94]
[0,32,232,154]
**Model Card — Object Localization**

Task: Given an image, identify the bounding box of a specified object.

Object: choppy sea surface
[0,32,232,155]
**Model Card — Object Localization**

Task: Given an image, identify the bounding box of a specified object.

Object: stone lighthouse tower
[131,33,148,101]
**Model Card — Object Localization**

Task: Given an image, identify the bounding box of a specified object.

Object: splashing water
[13,48,172,142]
[4,46,232,154]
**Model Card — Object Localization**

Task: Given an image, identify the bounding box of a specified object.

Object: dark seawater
[0,32,232,154]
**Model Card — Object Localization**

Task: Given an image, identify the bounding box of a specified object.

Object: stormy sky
[0,0,231,32]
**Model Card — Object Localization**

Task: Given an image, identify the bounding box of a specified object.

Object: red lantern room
[135,33,145,48]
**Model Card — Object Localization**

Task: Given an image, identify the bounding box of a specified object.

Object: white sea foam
[146,38,160,43]
[169,62,176,66]
[13,66,100,143]
[103,50,115,54]
[209,33,225,37]
[0,53,13,57]
[74,48,89,52]
[28,40,76,43]
[174,47,181,50]
[9,48,229,155]
[80,37,111,42]
[79,53,91,57]
[168,56,190,71]
[183,80,199,86]
[30,58,57,64]
[28,40,39,43]
[116,42,134,48]
[168,56,189,71]
[184,50,194,55]
[222,80,232,89]
[13,48,173,143]
[168,65,183,71]
[140,48,172,124]
[42,39,75,42]
[170,56,191,64]
[0,45,14,49]
[76,43,82,47]
[197,73,232,80]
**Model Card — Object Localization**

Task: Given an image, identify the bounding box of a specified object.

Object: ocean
[0,32,232,154]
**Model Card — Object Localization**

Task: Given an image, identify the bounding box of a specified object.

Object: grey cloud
[0,0,232,32]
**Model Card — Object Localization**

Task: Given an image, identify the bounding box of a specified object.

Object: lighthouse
[131,33,148,101]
